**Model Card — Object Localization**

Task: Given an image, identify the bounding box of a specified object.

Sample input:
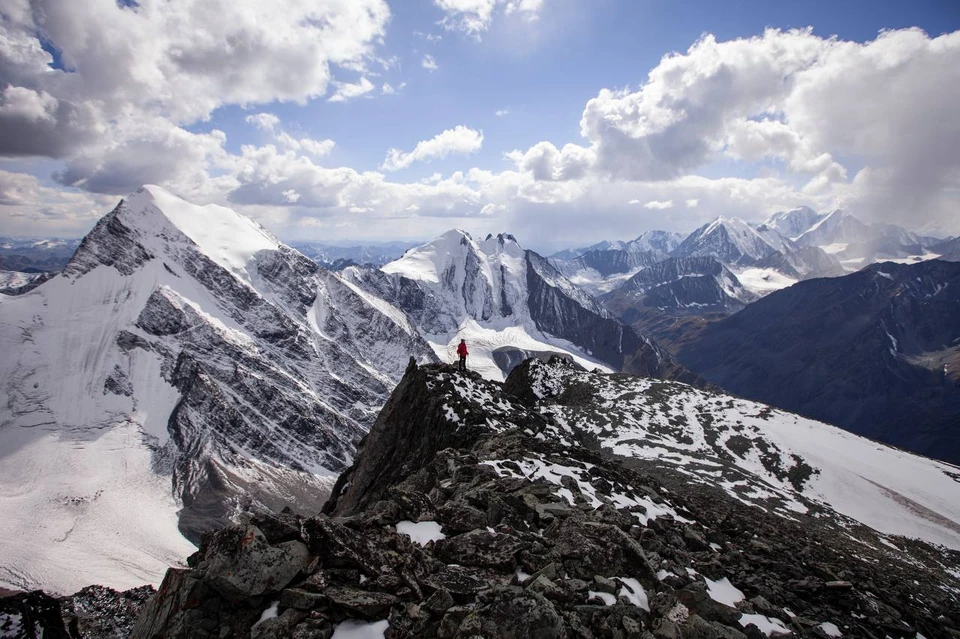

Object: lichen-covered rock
[454,587,566,639]
[198,526,312,599]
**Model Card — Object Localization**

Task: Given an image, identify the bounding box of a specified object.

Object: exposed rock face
[133,360,960,638]
[678,259,960,464]
[60,585,156,638]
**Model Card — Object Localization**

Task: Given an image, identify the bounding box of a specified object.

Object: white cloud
[495,109,510,117]
[434,0,547,37]
[5,24,960,245]
[0,0,390,133]
[382,126,484,172]
[382,82,407,95]
[505,142,595,181]
[328,77,376,102]
[245,113,335,158]
[294,137,336,158]
[644,200,674,210]
[422,55,439,72]
[245,113,281,132]
[0,169,112,236]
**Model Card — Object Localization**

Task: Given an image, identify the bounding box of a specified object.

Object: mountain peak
[120,185,280,279]
[480,232,524,257]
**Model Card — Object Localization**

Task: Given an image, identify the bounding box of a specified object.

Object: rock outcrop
[130,360,960,638]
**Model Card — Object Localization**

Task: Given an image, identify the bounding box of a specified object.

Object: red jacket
[456,342,468,357]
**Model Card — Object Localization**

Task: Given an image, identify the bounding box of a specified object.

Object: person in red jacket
[456,339,468,372]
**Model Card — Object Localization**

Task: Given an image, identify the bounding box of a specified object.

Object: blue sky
[1,0,959,249]
[201,0,959,178]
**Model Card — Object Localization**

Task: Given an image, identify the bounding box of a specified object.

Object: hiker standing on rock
[457,339,469,372]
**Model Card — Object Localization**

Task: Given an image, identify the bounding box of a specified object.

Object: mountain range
[1,185,958,630]
[288,241,416,269]
[677,259,960,465]
[0,237,81,272]
[0,187,694,595]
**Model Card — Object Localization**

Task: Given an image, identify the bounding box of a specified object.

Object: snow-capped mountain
[549,231,684,296]
[793,211,947,269]
[677,259,960,465]
[759,206,827,241]
[794,210,872,249]
[933,236,960,261]
[550,248,667,296]
[553,230,684,261]
[345,230,696,384]
[0,185,436,595]
[0,270,50,294]
[0,236,81,272]
[289,241,415,268]
[672,217,780,266]
[601,256,757,318]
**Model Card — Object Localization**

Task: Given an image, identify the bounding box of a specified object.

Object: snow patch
[739,613,791,636]
[705,577,745,607]
[617,577,650,610]
[331,619,390,639]
[396,520,446,546]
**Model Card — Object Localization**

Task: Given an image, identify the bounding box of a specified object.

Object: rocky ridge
[126,359,960,639]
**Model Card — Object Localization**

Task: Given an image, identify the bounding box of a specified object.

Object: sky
[1,0,959,252]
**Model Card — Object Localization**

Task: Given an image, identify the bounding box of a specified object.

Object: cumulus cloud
[505,142,595,181]
[328,77,376,102]
[0,0,390,159]
[4,21,960,245]
[0,170,111,236]
[245,113,281,132]
[422,55,439,72]
[511,27,960,231]
[382,126,484,172]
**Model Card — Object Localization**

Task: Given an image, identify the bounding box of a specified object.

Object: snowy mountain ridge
[369,229,693,383]
[0,185,438,594]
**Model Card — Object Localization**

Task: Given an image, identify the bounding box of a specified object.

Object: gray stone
[424,588,454,615]
[593,575,618,595]
[200,526,309,599]
[324,585,399,619]
[455,587,566,639]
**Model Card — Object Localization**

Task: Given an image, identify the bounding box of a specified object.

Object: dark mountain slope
[678,260,960,464]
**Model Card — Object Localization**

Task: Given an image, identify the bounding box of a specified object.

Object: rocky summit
[109,358,960,639]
